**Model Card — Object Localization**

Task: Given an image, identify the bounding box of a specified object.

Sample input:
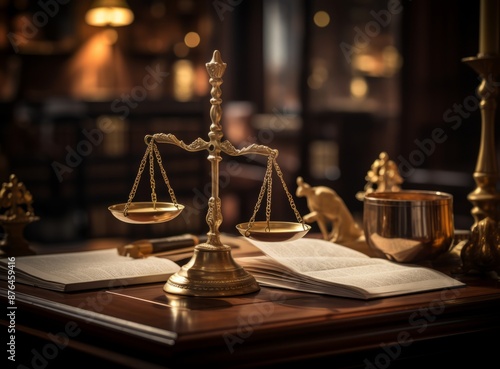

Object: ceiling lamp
[85,0,134,27]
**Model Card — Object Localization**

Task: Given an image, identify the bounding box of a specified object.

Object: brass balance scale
[108,50,311,297]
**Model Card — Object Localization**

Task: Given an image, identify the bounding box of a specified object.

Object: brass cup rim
[364,190,452,207]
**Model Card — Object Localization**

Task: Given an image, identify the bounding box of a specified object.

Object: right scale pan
[236,221,311,242]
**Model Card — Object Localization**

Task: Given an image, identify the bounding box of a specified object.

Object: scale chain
[123,139,180,217]
[245,155,306,233]
[153,143,179,207]
[246,155,274,235]
[123,141,153,216]
[265,158,273,230]
[273,158,306,227]
[149,143,157,209]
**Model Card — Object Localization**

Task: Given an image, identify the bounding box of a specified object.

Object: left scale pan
[108,202,184,224]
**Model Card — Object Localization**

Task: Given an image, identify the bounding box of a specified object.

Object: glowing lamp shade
[86,0,134,27]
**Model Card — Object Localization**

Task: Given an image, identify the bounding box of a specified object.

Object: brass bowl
[108,202,184,224]
[363,191,454,262]
[236,221,311,242]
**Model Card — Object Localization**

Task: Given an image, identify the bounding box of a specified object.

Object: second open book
[238,237,464,299]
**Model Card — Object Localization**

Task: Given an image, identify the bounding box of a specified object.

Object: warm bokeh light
[63,31,131,100]
[85,1,134,27]
[382,45,403,76]
[353,54,378,75]
[350,76,368,99]
[173,59,194,101]
[352,47,402,77]
[313,11,330,28]
[184,32,200,48]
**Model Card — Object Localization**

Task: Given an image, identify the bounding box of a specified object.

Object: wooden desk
[2,237,500,369]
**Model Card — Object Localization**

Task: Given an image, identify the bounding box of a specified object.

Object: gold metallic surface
[356,152,403,201]
[460,54,500,274]
[241,156,308,239]
[236,221,311,242]
[160,50,261,296]
[460,217,500,274]
[108,202,184,224]
[0,174,39,256]
[112,138,181,222]
[296,177,362,243]
[363,191,454,263]
[110,50,308,295]
[462,56,500,224]
[164,247,260,297]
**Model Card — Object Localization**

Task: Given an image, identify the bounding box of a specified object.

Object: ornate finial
[0,174,39,256]
[0,174,35,221]
[356,151,403,200]
[206,50,226,136]
[206,50,227,79]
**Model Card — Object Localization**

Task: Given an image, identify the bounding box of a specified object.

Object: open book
[0,249,180,292]
[237,238,465,299]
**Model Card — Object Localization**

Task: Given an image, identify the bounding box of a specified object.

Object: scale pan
[236,221,311,242]
[108,202,184,224]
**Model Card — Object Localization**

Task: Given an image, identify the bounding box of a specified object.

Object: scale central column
[205,53,224,247]
[163,50,260,296]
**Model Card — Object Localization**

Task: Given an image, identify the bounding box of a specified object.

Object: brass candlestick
[109,50,309,296]
[460,56,500,274]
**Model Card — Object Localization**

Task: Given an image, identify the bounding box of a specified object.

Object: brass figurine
[296,177,363,243]
[0,174,39,256]
[356,152,403,201]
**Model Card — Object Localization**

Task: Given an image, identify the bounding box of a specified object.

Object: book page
[0,249,180,285]
[249,238,370,260]
[304,262,463,292]
[241,238,464,299]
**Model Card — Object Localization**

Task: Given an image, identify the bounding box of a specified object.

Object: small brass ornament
[460,217,500,275]
[0,174,39,256]
[356,152,403,201]
[296,177,362,243]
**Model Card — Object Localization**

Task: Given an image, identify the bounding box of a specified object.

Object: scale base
[163,244,260,297]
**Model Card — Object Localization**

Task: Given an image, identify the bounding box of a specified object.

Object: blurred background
[0,0,491,244]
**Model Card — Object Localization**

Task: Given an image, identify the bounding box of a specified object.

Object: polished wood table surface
[1,236,500,369]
